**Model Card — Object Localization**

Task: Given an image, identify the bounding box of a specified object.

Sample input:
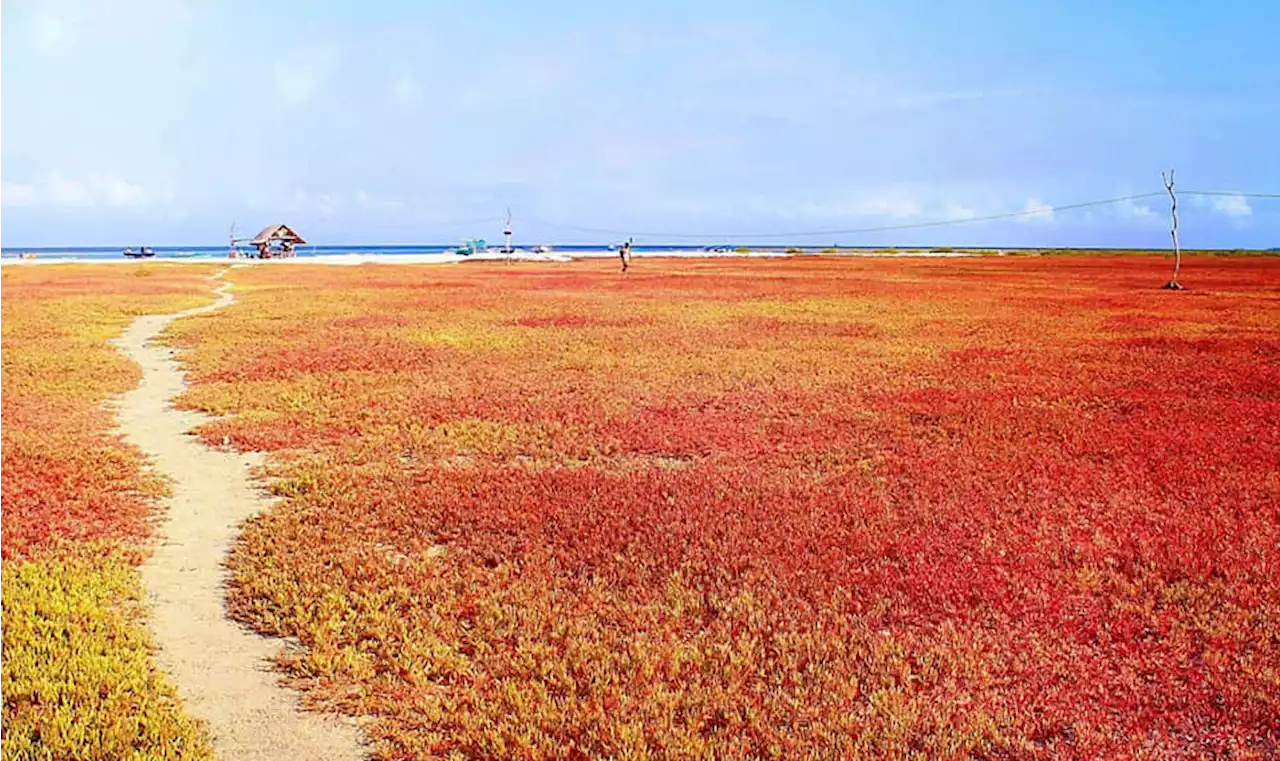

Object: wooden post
[229,222,241,259]
[1162,170,1184,290]
[503,207,514,262]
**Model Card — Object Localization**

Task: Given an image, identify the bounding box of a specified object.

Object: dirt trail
[113,270,366,761]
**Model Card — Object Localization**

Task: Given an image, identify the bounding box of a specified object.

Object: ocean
[0,243,779,261]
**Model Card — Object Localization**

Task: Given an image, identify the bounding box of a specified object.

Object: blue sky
[2,0,1277,247]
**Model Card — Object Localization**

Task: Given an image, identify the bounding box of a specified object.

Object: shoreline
[0,249,981,266]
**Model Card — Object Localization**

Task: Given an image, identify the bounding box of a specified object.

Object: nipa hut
[250,224,306,259]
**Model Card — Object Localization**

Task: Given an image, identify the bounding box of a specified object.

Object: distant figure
[619,238,632,273]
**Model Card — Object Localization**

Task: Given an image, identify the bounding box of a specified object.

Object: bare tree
[1162,171,1184,290]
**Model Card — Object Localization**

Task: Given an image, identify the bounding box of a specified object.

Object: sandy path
[113,270,366,761]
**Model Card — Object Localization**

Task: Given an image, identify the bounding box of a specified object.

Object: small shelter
[249,224,306,259]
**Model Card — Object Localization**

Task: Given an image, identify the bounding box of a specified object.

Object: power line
[1182,190,1280,200]
[527,191,1172,239]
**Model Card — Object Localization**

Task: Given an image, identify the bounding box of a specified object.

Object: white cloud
[781,195,920,220]
[940,203,978,220]
[1117,197,1156,220]
[1019,197,1055,222]
[391,75,424,106]
[95,174,151,206]
[272,48,339,107]
[2,183,41,206]
[1190,193,1253,220]
[894,90,988,109]
[762,189,1002,223]
[274,188,404,215]
[456,58,575,111]
[1211,194,1252,218]
[274,64,321,106]
[29,12,75,55]
[23,0,195,56]
[691,21,770,44]
[45,173,96,206]
[787,189,926,220]
[356,189,406,212]
[856,195,925,219]
[890,88,1029,110]
[1,173,151,207]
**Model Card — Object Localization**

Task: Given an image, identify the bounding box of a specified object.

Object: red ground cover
[1,264,219,761]
[1,265,217,560]
[169,256,1279,759]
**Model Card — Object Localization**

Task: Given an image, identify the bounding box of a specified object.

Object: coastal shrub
[2,550,212,761]
[1,264,217,759]
[167,257,1280,759]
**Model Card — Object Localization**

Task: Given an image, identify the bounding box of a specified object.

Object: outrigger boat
[448,211,565,260]
[123,246,155,259]
[451,238,488,256]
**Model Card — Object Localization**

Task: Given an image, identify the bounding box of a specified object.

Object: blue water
[2,244,451,261]
[0,243,800,261]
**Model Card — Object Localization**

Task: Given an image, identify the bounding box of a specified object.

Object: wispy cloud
[46,174,97,206]
[1117,196,1156,220]
[940,203,978,221]
[1189,193,1253,220]
[273,47,340,107]
[892,88,1028,110]
[894,90,990,109]
[28,12,75,55]
[356,189,406,213]
[1019,197,1055,223]
[764,188,994,223]
[2,182,41,206]
[22,0,196,56]
[2,173,151,207]
[1211,194,1252,218]
[783,191,925,220]
[391,75,424,106]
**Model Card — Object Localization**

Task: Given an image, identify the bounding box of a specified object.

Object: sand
[1,249,976,267]
[112,269,366,761]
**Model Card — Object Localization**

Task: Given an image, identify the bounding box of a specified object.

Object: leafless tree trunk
[1162,171,1184,290]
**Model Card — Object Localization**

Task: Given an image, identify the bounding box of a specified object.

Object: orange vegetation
[2,264,216,760]
[166,257,1279,759]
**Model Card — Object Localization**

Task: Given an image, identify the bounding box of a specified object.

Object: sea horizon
[4,242,1275,261]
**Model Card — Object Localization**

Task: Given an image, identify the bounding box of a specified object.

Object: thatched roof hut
[250,224,306,258]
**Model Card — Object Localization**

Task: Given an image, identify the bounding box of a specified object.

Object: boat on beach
[123,247,155,259]
[451,239,488,256]
[448,212,567,261]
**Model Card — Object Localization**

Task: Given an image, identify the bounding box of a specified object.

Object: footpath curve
[113,269,366,761]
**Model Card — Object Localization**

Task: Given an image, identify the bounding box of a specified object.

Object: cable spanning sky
[2,0,1277,247]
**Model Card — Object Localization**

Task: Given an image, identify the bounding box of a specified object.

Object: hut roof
[250,224,306,245]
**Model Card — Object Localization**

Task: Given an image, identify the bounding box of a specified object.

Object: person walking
[619,237,633,273]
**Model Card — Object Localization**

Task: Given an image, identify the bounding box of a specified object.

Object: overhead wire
[1182,190,1280,200]
[524,190,1276,241]
[524,191,1172,239]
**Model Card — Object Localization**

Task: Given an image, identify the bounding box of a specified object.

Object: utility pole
[503,208,513,258]
[1162,170,1184,290]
